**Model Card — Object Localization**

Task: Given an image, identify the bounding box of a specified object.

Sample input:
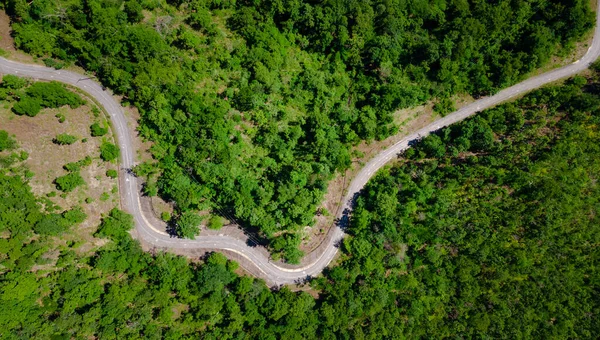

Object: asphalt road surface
[1,3,599,285]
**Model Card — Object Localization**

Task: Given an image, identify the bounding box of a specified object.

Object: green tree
[12,97,41,117]
[55,172,85,192]
[175,212,203,239]
[106,169,118,178]
[1,74,27,89]
[207,215,224,230]
[90,122,108,137]
[53,133,78,145]
[100,141,119,161]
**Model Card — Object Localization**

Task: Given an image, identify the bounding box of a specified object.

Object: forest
[1,0,595,260]
[2,67,600,337]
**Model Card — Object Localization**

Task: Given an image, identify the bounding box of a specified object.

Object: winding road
[1,3,600,285]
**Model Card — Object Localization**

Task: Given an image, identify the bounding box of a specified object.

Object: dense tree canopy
[1,72,600,338]
[2,0,594,260]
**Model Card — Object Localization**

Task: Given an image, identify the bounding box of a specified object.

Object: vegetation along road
[1,2,599,285]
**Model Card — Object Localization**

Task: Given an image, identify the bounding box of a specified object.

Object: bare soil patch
[0,90,118,255]
[0,11,15,52]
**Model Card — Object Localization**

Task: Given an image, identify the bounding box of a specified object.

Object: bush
[208,215,224,230]
[95,208,133,241]
[106,169,118,178]
[0,130,16,151]
[1,75,27,89]
[34,207,86,236]
[433,97,456,116]
[63,156,92,172]
[161,211,171,222]
[55,172,85,192]
[42,58,64,70]
[90,122,108,137]
[25,81,84,108]
[175,212,203,239]
[100,142,120,161]
[53,133,78,145]
[12,97,41,116]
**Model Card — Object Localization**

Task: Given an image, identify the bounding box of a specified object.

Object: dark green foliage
[90,122,108,137]
[12,97,41,116]
[0,130,16,151]
[175,211,202,239]
[8,77,84,117]
[99,141,119,161]
[2,72,600,337]
[42,58,65,69]
[53,133,78,145]
[318,77,600,338]
[4,0,594,259]
[55,172,85,192]
[34,207,87,236]
[25,82,84,109]
[105,169,118,178]
[124,1,144,23]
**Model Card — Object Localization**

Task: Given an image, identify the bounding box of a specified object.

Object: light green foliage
[175,211,203,239]
[53,133,78,145]
[1,74,27,89]
[0,130,17,151]
[63,156,92,172]
[207,215,224,230]
[99,141,119,161]
[55,172,85,192]
[161,211,171,222]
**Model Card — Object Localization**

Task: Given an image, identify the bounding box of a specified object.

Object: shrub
[100,141,120,161]
[64,156,92,172]
[94,208,133,241]
[13,97,41,116]
[106,169,118,178]
[161,211,171,222]
[53,133,78,145]
[0,130,16,151]
[208,215,224,230]
[25,81,85,108]
[1,74,27,89]
[55,172,85,192]
[90,122,108,137]
[175,212,203,239]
